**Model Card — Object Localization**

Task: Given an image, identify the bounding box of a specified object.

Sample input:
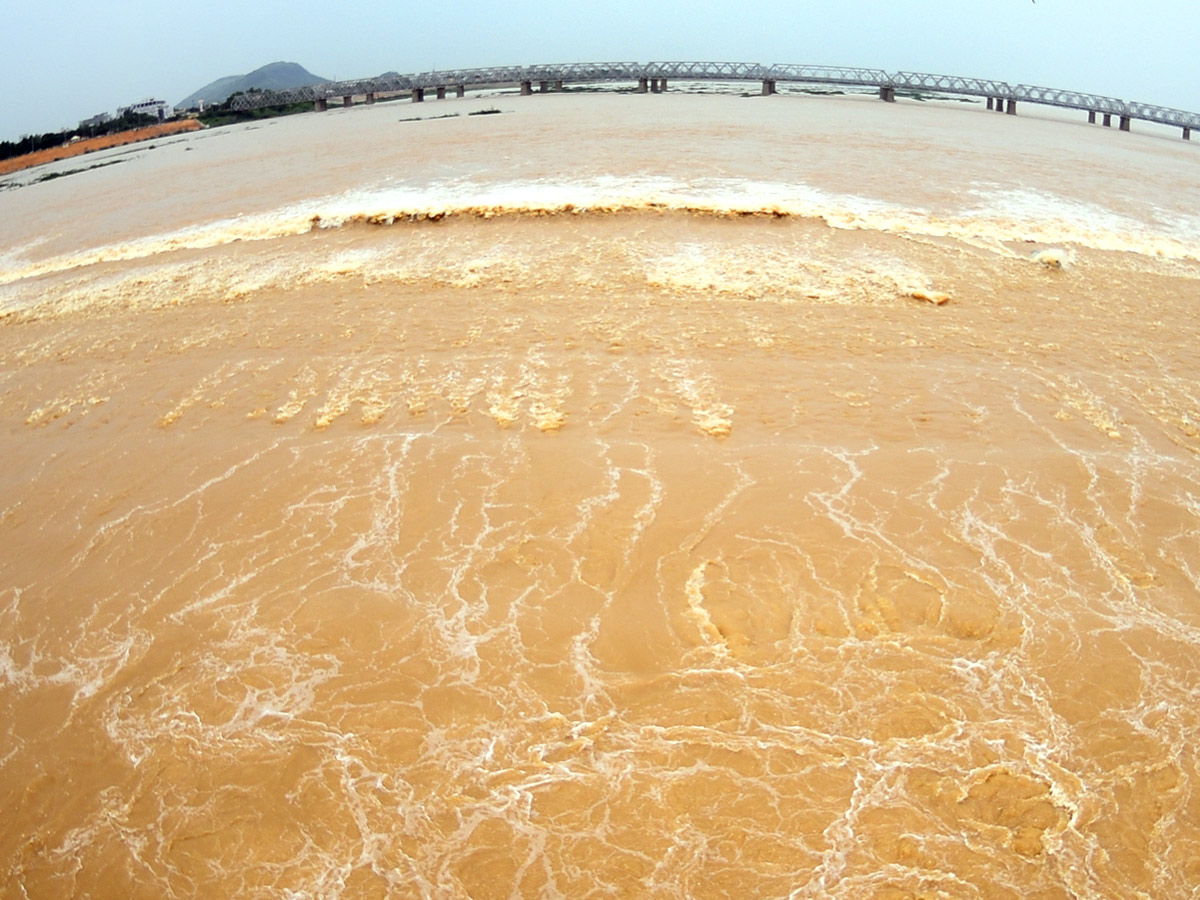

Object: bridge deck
[228,61,1200,133]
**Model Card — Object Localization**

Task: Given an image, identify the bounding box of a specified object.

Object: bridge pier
[365,92,375,105]
[986,98,993,110]
[1006,99,1017,115]
[520,80,532,96]
[314,98,327,112]
[637,77,648,93]
[995,98,1005,113]
[456,85,465,98]
[1088,110,1096,124]
[343,95,352,108]
[555,79,563,90]
[660,79,668,92]
[762,79,776,95]
[879,85,895,102]
[1103,113,1112,126]
[651,78,662,93]
[1185,127,1192,141]
[411,88,424,103]
[540,80,550,92]
[436,86,446,100]
[1119,115,1131,132]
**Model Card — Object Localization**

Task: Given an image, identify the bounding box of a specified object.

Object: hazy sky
[4,0,1198,141]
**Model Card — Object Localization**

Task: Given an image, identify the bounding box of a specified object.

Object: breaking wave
[2,175,1199,290]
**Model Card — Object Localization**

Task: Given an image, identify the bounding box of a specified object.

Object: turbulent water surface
[1,91,1199,900]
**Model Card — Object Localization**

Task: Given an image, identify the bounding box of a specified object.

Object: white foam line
[5,174,1199,291]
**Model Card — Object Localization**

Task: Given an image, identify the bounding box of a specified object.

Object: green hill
[177,61,328,110]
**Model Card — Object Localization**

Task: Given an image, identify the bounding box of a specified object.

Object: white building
[118,99,174,121]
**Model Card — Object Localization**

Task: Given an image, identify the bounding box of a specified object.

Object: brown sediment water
[1,91,1199,899]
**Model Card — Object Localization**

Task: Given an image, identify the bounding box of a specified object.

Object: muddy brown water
[1,91,1199,899]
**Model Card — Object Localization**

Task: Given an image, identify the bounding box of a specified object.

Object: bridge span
[229,61,1199,141]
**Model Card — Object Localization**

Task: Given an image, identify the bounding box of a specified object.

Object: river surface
[1,89,1199,899]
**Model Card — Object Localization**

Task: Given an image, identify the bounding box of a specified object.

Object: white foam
[3,174,1197,292]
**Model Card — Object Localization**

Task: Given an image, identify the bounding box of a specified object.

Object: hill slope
[178,61,329,109]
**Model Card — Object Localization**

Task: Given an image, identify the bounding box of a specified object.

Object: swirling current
[1,90,1199,899]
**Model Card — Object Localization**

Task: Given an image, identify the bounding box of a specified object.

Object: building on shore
[78,112,113,130]
[118,99,174,121]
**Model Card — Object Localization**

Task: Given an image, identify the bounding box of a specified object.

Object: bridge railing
[1123,100,1200,129]
[229,86,320,109]
[416,65,529,87]
[406,63,642,89]
[525,62,642,83]
[1012,84,1125,114]
[325,77,410,96]
[224,60,1200,137]
[643,61,770,80]
[892,72,1015,99]
[768,64,889,87]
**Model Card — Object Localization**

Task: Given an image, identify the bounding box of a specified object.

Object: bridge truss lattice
[228,61,1200,133]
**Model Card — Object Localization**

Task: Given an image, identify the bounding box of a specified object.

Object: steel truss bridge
[228,61,1200,138]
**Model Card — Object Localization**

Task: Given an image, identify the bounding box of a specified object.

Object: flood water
[1,90,1199,899]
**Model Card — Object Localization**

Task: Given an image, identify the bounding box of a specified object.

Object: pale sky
[4,0,1198,141]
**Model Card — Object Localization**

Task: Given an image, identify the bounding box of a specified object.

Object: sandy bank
[0,119,204,176]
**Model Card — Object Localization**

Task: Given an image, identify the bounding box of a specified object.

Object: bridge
[229,61,1199,141]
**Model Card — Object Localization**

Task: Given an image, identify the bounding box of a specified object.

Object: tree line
[0,110,160,162]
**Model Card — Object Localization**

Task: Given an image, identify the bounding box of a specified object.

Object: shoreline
[0,119,203,177]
